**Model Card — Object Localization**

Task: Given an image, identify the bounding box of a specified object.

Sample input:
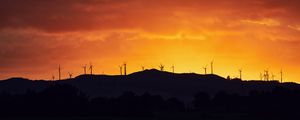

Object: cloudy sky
[0,0,299,82]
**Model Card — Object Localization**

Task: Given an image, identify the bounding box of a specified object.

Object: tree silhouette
[1,84,300,119]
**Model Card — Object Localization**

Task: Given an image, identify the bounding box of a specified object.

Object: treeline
[0,84,300,119]
[0,84,184,118]
[192,87,300,119]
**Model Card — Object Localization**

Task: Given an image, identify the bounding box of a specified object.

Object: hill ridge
[0,69,299,102]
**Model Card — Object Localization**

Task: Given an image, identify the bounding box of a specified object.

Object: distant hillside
[0,69,299,102]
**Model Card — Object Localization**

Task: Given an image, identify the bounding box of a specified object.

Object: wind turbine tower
[280,69,283,83]
[58,65,61,80]
[141,66,145,71]
[159,64,164,71]
[123,63,127,75]
[239,69,242,80]
[52,74,55,81]
[68,72,73,79]
[210,60,214,74]
[271,73,275,81]
[119,65,123,75]
[171,65,175,73]
[264,70,269,81]
[89,63,93,75]
[83,64,87,75]
[203,65,207,75]
[260,72,263,80]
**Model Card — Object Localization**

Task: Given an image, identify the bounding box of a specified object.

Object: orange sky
[0,0,300,82]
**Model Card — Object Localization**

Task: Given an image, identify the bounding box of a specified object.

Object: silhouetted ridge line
[129,69,172,76]
[1,69,300,102]
[4,77,30,81]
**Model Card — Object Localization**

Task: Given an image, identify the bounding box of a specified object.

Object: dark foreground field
[0,84,299,120]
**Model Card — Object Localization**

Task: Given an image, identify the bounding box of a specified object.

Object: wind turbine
[82,64,87,75]
[266,70,270,81]
[264,69,269,81]
[68,72,73,79]
[159,64,164,71]
[141,66,145,71]
[123,62,127,75]
[89,63,93,75]
[203,65,207,74]
[238,68,242,80]
[58,65,61,80]
[52,74,55,81]
[210,60,214,74]
[260,72,263,80]
[280,69,283,83]
[119,65,123,75]
[171,65,175,73]
[271,73,275,81]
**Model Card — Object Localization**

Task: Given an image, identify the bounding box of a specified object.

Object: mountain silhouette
[0,69,299,102]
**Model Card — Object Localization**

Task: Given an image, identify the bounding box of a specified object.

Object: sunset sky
[0,0,300,82]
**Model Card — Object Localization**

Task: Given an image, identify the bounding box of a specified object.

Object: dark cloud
[0,30,127,70]
[0,0,132,32]
[0,0,299,32]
